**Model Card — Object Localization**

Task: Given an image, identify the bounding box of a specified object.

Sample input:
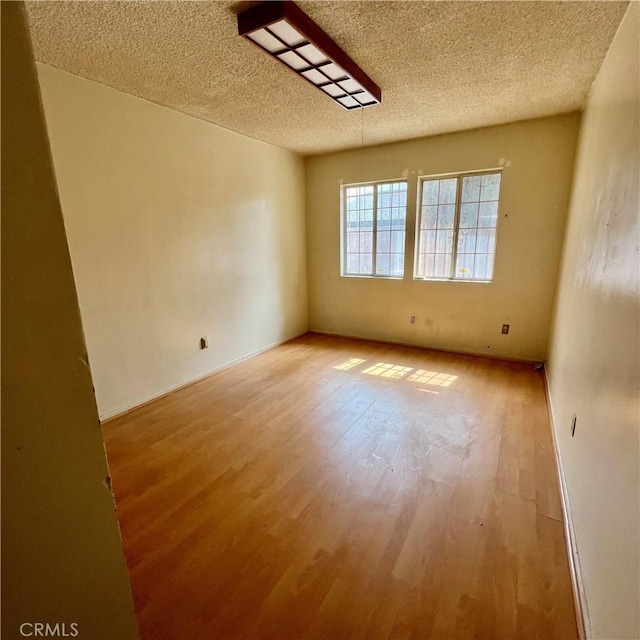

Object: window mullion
[414,178,423,279]
[372,185,378,276]
[342,187,348,274]
[451,176,463,279]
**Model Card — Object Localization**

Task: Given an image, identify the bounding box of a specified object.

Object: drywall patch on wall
[305,114,580,361]
[36,64,308,419]
[546,4,639,639]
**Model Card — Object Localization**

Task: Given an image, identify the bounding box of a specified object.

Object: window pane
[377,231,390,253]
[416,253,425,279]
[478,201,498,227]
[378,183,407,277]
[473,253,495,280]
[480,173,501,201]
[360,209,373,226]
[461,175,481,202]
[436,230,453,253]
[442,253,452,278]
[425,230,436,253]
[348,184,357,197]
[390,254,404,277]
[387,183,407,224]
[423,205,438,229]
[416,177,458,280]
[474,253,489,280]
[359,253,372,274]
[392,208,406,230]
[424,253,436,278]
[439,179,457,204]
[434,254,447,278]
[379,192,391,208]
[416,171,501,282]
[458,228,476,253]
[343,181,407,279]
[422,180,439,205]
[391,230,404,252]
[361,232,373,253]
[455,253,475,279]
[476,228,496,253]
[460,203,478,228]
[376,253,390,276]
[438,205,455,229]
[459,173,500,280]
[344,185,374,277]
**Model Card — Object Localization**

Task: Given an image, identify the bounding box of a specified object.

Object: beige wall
[547,4,639,639]
[37,65,308,420]
[1,4,139,639]
[305,114,580,362]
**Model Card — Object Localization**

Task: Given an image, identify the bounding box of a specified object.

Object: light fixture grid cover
[238,0,381,110]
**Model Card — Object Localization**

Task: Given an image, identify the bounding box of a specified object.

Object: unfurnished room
[2,1,639,639]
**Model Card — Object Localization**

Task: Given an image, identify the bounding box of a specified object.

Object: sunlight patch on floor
[332,359,459,388]
[362,362,413,379]
[407,370,458,387]
[333,357,366,371]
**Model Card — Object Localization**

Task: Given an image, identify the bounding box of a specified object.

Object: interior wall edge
[544,3,639,637]
[303,110,582,161]
[35,62,303,159]
[543,367,589,640]
[1,2,139,637]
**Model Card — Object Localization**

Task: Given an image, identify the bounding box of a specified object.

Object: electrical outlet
[200,336,209,350]
[410,316,416,324]
[571,414,577,437]
[501,324,510,334]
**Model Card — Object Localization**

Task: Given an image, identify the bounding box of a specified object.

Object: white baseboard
[311,328,543,365]
[543,366,590,640]
[100,332,307,423]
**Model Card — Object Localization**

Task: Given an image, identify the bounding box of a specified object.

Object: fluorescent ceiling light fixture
[238,0,381,110]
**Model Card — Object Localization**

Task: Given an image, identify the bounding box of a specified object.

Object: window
[342,180,407,277]
[415,171,502,281]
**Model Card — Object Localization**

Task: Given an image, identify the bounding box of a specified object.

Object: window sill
[413,277,493,284]
[341,274,405,280]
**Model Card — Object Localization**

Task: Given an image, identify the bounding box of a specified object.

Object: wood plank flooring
[103,333,577,640]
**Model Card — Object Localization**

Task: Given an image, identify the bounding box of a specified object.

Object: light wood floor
[104,333,577,640]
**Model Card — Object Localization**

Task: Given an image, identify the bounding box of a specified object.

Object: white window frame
[340,178,408,279]
[414,169,503,282]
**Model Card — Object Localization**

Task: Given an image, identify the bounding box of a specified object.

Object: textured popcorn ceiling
[27,0,628,156]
